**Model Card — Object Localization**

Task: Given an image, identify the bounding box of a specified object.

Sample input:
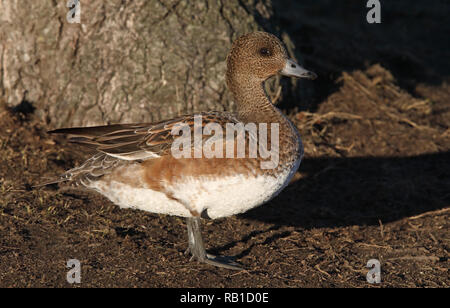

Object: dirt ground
[0,1,449,287]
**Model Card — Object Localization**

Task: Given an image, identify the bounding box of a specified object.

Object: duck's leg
[186,217,243,270]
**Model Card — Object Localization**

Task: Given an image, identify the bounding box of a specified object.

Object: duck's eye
[259,47,271,57]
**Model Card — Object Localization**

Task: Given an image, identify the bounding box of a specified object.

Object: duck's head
[226,32,317,86]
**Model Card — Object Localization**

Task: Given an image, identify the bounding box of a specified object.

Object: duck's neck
[229,76,302,168]
[230,78,283,124]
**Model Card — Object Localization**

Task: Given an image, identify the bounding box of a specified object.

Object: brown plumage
[40,31,316,270]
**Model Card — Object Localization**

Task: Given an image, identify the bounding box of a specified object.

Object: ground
[0,1,449,287]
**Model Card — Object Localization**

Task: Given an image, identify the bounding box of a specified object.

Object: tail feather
[35,153,125,189]
[33,174,72,188]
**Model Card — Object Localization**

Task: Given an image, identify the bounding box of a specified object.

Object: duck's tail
[33,172,74,188]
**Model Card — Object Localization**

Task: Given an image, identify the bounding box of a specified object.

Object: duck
[41,31,317,270]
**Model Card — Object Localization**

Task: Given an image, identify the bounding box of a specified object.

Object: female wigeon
[42,32,316,270]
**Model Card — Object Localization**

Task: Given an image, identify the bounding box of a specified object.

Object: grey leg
[186,217,243,270]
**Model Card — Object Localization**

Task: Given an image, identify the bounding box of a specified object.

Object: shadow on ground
[243,152,450,229]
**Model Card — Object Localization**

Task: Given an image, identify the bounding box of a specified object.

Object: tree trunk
[0,0,303,127]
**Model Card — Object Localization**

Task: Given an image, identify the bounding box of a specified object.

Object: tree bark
[0,0,302,127]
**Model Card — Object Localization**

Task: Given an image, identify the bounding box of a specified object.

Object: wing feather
[49,112,240,161]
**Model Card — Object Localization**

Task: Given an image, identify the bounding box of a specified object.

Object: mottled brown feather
[42,32,303,195]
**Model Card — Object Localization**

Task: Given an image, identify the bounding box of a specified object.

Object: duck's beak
[281,59,317,80]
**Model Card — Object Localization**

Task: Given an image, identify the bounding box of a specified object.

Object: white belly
[87,159,299,219]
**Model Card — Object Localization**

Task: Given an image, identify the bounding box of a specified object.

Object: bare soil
[0,1,449,287]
